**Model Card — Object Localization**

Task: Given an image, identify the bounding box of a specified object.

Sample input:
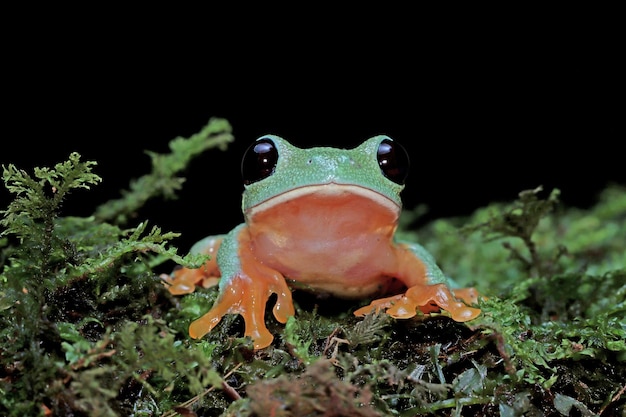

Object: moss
[0,118,233,416]
[1,118,624,416]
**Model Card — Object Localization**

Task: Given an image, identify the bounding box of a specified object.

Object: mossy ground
[1,119,624,416]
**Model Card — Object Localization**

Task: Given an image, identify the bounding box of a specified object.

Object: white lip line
[247,183,400,215]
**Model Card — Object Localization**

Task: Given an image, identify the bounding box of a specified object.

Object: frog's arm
[162,235,224,295]
[187,224,295,349]
[354,241,481,321]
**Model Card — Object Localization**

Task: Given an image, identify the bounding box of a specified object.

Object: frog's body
[164,135,480,349]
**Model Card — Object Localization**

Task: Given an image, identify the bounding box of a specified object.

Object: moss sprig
[460,185,562,277]
[93,117,234,225]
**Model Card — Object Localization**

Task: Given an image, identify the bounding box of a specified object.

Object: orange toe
[189,271,294,349]
[354,284,481,322]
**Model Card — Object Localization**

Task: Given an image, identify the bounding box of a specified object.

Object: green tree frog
[164,135,480,349]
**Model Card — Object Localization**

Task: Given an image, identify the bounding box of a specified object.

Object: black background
[2,16,623,254]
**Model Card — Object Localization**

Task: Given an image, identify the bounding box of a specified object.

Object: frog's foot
[354,283,481,322]
[161,266,220,295]
[189,272,295,349]
[162,236,223,295]
[451,287,481,306]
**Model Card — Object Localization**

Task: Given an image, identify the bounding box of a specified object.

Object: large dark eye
[377,138,409,184]
[241,138,279,185]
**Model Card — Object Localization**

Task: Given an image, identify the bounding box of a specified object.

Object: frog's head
[240,135,410,220]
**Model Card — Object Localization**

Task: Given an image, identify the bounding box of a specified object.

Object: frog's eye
[377,138,409,185]
[242,138,279,185]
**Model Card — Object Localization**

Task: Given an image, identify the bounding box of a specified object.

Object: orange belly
[245,190,401,297]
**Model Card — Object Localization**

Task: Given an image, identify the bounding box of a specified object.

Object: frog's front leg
[354,241,480,321]
[188,225,295,349]
[162,235,224,295]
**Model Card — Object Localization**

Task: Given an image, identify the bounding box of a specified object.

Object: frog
[163,135,481,349]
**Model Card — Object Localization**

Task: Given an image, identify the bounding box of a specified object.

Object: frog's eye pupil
[377,139,409,185]
[242,138,279,185]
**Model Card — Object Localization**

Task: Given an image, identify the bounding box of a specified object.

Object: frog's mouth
[246,183,400,218]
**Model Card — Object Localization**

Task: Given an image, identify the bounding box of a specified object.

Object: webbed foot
[189,270,295,349]
[354,284,481,322]
[161,236,223,295]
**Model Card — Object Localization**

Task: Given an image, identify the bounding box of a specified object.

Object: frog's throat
[244,183,401,218]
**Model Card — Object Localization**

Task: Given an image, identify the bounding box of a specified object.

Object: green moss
[0,118,233,416]
[1,118,624,416]
[93,117,233,225]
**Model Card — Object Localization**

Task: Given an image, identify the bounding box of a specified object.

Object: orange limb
[353,283,481,321]
[162,237,223,295]
[188,231,295,349]
[354,242,481,322]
